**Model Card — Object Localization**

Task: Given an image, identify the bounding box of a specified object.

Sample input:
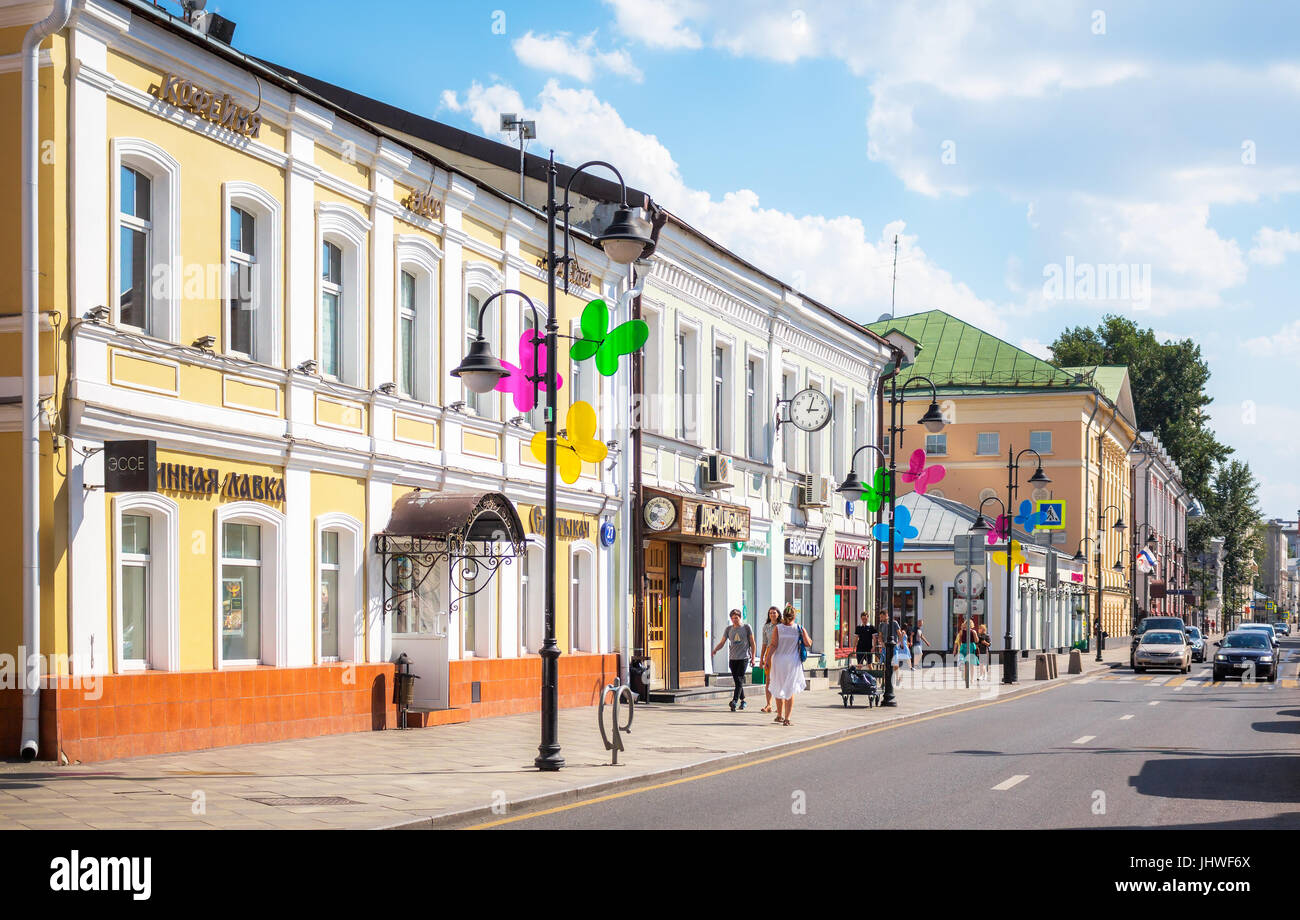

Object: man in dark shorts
[854,612,878,666]
[712,609,755,711]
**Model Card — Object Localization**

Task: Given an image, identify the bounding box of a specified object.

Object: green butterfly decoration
[570,298,649,377]
[860,468,891,512]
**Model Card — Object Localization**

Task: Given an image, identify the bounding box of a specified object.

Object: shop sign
[834,541,871,561]
[732,535,769,556]
[682,498,749,541]
[400,189,444,221]
[537,255,593,289]
[156,462,285,503]
[680,546,707,567]
[879,560,923,576]
[526,506,591,541]
[786,534,821,559]
[104,440,157,492]
[149,73,263,138]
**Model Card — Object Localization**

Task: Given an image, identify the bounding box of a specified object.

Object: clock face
[789,388,832,432]
[643,496,677,532]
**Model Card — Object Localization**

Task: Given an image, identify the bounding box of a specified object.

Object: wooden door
[645,541,668,688]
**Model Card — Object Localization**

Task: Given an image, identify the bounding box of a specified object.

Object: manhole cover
[245,795,359,807]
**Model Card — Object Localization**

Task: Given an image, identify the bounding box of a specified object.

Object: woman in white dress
[762,606,810,726]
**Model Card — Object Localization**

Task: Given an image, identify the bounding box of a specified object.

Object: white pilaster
[284,465,312,665]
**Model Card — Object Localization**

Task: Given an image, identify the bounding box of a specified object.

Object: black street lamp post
[994,448,1050,683]
[837,369,945,707]
[452,152,652,771]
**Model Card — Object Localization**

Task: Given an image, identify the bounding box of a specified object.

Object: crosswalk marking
[1166,675,1189,688]
[1149,701,1160,706]
[1120,714,1134,720]
[992,774,1029,791]
[1072,735,1096,744]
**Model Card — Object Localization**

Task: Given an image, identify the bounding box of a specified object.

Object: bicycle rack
[598,678,635,765]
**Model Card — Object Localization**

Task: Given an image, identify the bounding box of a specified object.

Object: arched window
[214,502,287,667]
[222,181,283,364]
[111,138,180,341]
[113,494,180,672]
[569,542,596,653]
[315,513,364,662]
[316,203,371,386]
[463,262,504,419]
[520,539,545,653]
[394,235,442,402]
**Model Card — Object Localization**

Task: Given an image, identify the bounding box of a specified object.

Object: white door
[390,557,450,709]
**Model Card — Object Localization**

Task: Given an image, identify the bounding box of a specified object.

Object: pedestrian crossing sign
[1034,499,1066,530]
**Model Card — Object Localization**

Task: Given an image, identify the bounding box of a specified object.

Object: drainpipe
[20,0,73,762]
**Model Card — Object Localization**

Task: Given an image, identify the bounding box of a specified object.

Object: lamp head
[1028,465,1050,485]
[451,337,508,394]
[836,470,865,497]
[918,400,946,433]
[598,206,654,265]
[1112,516,1127,532]
[970,515,991,536]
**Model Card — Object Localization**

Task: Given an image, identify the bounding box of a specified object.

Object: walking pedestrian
[910,618,930,669]
[891,615,909,681]
[874,611,888,665]
[854,612,877,666]
[952,616,978,681]
[762,606,810,726]
[759,606,780,712]
[976,622,992,680]
[712,609,755,711]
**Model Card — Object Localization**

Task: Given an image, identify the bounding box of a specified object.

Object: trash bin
[628,657,651,702]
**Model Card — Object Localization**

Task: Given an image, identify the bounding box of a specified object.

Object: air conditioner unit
[702,454,732,490]
[798,473,831,508]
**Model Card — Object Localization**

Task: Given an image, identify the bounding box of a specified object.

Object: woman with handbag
[759,606,781,713]
[762,606,810,726]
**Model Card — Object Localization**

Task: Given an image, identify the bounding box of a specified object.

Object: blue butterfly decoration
[872,505,919,550]
[1014,499,1047,534]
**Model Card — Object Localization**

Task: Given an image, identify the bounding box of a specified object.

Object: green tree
[1049,316,1229,499]
[1201,460,1263,626]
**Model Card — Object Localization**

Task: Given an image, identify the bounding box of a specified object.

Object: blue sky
[215,0,1300,519]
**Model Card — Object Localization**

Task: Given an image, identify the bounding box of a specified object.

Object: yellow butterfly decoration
[530,400,608,484]
[990,539,1027,569]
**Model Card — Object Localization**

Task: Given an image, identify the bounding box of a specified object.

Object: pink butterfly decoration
[496,331,563,412]
[986,514,1010,546]
[899,448,947,495]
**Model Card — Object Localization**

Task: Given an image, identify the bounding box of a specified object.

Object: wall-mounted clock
[788,388,832,432]
[643,496,677,532]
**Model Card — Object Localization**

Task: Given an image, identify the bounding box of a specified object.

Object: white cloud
[603,0,703,50]
[1019,338,1051,359]
[1242,319,1300,358]
[512,31,643,83]
[1248,226,1300,266]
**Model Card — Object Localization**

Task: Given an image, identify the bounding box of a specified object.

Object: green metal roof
[865,310,1083,394]
[1062,365,1127,404]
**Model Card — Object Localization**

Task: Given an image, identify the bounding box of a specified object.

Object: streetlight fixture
[451,153,653,772]
[851,367,945,707]
[1091,503,1127,662]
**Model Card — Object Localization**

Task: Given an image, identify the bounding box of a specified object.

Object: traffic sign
[954,533,986,567]
[1035,499,1066,531]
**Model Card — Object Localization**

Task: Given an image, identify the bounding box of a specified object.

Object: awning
[377,489,525,548]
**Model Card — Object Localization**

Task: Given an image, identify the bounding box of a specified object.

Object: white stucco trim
[110,136,181,341]
[314,512,365,663]
[112,492,181,673]
[214,501,288,668]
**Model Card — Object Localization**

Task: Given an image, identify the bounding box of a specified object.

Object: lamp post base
[1001,649,1018,684]
[534,642,564,771]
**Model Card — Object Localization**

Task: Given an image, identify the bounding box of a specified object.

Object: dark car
[1131,616,1189,668]
[1186,626,1206,663]
[1212,632,1277,682]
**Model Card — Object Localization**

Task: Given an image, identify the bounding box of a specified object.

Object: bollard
[1034,653,1050,680]
[598,678,635,766]
[1067,649,1083,674]
[1046,654,1058,678]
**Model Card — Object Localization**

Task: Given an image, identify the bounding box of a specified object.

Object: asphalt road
[481,637,1300,830]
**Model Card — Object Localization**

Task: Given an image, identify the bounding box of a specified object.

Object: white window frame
[314,513,364,663]
[640,301,664,433]
[222,181,283,365]
[214,502,287,668]
[458,543,497,659]
[520,539,546,654]
[1030,430,1053,455]
[570,541,597,653]
[111,138,181,341]
[712,339,732,453]
[394,234,443,402]
[832,387,848,482]
[570,316,598,412]
[925,433,948,456]
[112,494,180,672]
[976,431,1000,456]
[807,377,825,475]
[463,261,505,419]
[782,367,800,470]
[316,202,371,386]
[674,316,701,443]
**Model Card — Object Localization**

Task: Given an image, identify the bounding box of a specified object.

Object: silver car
[1133,629,1191,673]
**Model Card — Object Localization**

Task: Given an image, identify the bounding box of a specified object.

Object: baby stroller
[838,665,880,707]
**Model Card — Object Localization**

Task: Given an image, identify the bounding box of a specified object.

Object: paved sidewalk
[0,645,1130,830]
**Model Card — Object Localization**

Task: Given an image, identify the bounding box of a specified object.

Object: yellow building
[1,0,626,762]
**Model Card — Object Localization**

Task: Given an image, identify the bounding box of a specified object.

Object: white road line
[1120,714,1134,720]
[1149,700,1160,706]
[992,774,1029,791]
[1149,676,1170,686]
[1072,735,1096,744]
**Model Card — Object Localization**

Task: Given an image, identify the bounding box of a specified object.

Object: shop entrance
[886,584,921,635]
[669,545,706,688]
[645,540,668,688]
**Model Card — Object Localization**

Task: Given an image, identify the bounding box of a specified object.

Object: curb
[380,654,1117,830]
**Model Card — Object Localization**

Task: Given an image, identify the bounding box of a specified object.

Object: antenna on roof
[500,113,537,205]
[890,233,899,319]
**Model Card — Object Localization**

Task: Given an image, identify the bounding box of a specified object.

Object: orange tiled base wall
[0,653,620,763]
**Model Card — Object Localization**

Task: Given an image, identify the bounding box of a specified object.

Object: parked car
[1237,623,1279,650]
[1213,631,1277,682]
[1186,626,1206,663]
[1131,616,1189,668]
[1133,630,1191,673]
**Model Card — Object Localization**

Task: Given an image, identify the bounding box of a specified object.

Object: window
[570,314,596,416]
[119,514,150,665]
[228,206,255,356]
[782,370,798,469]
[977,432,1000,456]
[677,332,688,439]
[321,241,343,378]
[398,270,416,396]
[925,433,947,456]
[462,586,477,656]
[1031,430,1053,454]
[465,292,498,418]
[746,358,760,460]
[118,166,152,332]
[319,530,340,660]
[570,546,595,652]
[521,543,545,653]
[220,522,262,664]
[808,382,823,474]
[832,390,847,481]
[712,345,730,451]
